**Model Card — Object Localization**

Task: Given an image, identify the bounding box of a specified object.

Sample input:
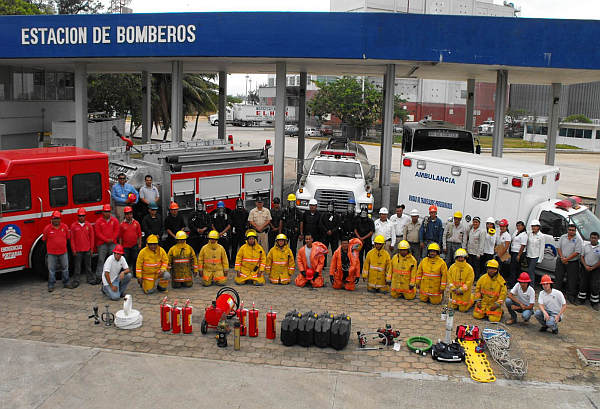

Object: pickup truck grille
[315,190,354,213]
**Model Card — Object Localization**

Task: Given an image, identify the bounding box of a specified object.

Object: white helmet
[530,219,541,226]
[308,199,318,206]
[379,207,389,214]
[485,217,495,224]
[410,209,419,216]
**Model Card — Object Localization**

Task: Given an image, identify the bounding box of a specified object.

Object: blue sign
[1,224,22,245]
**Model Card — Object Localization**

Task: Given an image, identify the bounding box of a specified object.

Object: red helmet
[51,210,61,219]
[102,204,111,212]
[127,193,137,203]
[113,244,125,255]
[517,272,531,283]
[77,208,86,216]
[540,274,554,285]
[498,219,509,227]
[123,206,133,213]
[169,202,179,210]
[429,205,438,213]
[305,268,315,280]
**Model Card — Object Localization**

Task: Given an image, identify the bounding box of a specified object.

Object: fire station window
[539,210,567,238]
[73,173,102,204]
[0,179,31,213]
[49,176,68,208]
[472,180,490,201]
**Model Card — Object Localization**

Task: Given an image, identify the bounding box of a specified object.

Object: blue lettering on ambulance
[414,171,456,184]
[408,195,453,209]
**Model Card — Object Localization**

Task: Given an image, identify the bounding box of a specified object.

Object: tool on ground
[216,320,229,347]
[266,307,277,340]
[298,311,318,347]
[457,324,495,383]
[330,314,351,350]
[101,305,114,327]
[115,295,143,329]
[182,299,193,334]
[406,336,433,356]
[88,306,100,325]
[172,300,182,334]
[201,287,240,334]
[443,307,455,344]
[431,341,465,362]
[236,301,248,336]
[357,331,387,350]
[281,310,301,346]
[377,324,400,346]
[456,325,480,341]
[314,312,335,348]
[234,320,241,350]
[160,297,171,332]
[483,325,527,379]
[248,303,259,337]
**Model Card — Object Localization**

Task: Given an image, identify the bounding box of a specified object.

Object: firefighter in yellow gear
[234,230,266,285]
[388,240,418,299]
[473,259,507,322]
[136,234,170,293]
[167,231,198,288]
[266,234,295,284]
[198,230,229,286]
[447,248,474,311]
[362,235,391,293]
[416,242,448,304]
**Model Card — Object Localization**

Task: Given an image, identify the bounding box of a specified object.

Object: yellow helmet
[287,193,296,201]
[427,242,441,252]
[276,233,288,241]
[453,211,463,219]
[397,240,410,250]
[208,230,219,240]
[246,229,257,238]
[146,235,159,244]
[373,235,386,244]
[486,259,500,269]
[454,248,468,258]
[175,230,187,240]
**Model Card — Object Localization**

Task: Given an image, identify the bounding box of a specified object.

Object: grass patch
[477,136,579,149]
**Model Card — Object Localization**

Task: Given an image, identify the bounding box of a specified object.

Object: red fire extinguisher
[236,301,248,336]
[172,300,182,334]
[266,307,276,340]
[160,296,171,332]
[248,302,259,337]
[182,299,193,334]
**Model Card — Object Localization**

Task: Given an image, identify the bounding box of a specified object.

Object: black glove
[330,275,334,285]
[300,271,306,277]
[354,277,360,285]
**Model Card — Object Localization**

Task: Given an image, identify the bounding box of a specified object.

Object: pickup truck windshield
[310,160,362,178]
[571,209,600,241]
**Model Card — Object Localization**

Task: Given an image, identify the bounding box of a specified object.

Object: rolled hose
[406,336,433,352]
[115,310,143,329]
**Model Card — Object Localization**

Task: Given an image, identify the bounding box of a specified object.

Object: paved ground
[2,338,599,409]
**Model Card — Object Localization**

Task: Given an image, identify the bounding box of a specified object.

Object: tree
[247,90,260,105]
[563,114,592,124]
[88,74,142,135]
[394,95,409,123]
[505,108,528,137]
[0,0,46,14]
[54,0,102,14]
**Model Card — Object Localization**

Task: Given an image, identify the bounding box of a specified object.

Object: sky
[125,0,600,94]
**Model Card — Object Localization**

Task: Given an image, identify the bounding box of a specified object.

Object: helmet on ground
[169,202,179,210]
[530,219,541,226]
[410,209,419,216]
[146,235,159,244]
[287,193,296,201]
[518,272,532,283]
[309,199,318,206]
[124,206,133,213]
[217,201,225,208]
[102,204,111,212]
[486,259,500,269]
[379,207,389,215]
[427,242,441,252]
[208,230,219,240]
[127,193,137,203]
[113,245,125,255]
[429,205,438,212]
[77,208,86,216]
[397,240,410,250]
[453,211,463,218]
[485,217,495,224]
[305,268,315,280]
[373,235,386,244]
[276,233,288,241]
[454,248,468,258]
[246,230,257,238]
[175,230,187,240]
[51,210,61,219]
[540,274,554,284]
[498,219,509,227]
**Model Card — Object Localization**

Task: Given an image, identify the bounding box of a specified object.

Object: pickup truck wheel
[31,241,49,280]
[212,120,219,126]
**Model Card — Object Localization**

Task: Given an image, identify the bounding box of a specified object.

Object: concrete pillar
[381,64,396,210]
[297,72,307,184]
[141,71,152,143]
[74,63,88,149]
[491,70,508,158]
[170,61,183,142]
[218,71,227,140]
[273,62,287,201]
[545,83,562,166]
[465,78,475,131]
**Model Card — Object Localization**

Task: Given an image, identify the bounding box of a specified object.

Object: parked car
[305,127,320,137]
[285,124,299,136]
[320,125,333,136]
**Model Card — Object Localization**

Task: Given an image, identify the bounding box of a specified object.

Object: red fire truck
[0,147,110,275]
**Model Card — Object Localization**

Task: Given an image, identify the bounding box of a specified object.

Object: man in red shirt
[119,206,142,269]
[70,208,94,285]
[42,211,73,292]
[94,204,120,285]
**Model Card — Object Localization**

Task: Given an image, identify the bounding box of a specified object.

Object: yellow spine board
[458,340,496,383]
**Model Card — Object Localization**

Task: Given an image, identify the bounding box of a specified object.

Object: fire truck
[0,147,110,275]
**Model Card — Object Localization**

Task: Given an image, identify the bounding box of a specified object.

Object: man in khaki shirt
[248,197,272,251]
[403,209,422,264]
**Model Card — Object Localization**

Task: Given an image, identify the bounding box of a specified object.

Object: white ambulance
[397,149,600,273]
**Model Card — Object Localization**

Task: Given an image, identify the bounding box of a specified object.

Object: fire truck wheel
[31,242,48,280]
[200,319,208,334]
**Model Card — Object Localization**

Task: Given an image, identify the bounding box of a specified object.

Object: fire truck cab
[0,147,110,275]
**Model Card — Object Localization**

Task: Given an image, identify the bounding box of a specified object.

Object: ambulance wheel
[201,319,208,334]
[31,241,48,280]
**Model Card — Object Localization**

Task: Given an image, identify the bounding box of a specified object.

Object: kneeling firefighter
[167,230,198,288]
[136,234,170,294]
[388,240,418,299]
[234,230,266,285]
[363,235,391,293]
[447,248,474,311]
[473,259,507,322]
[265,233,295,284]
[295,233,328,288]
[198,230,229,286]
[416,243,448,304]
[330,237,362,291]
